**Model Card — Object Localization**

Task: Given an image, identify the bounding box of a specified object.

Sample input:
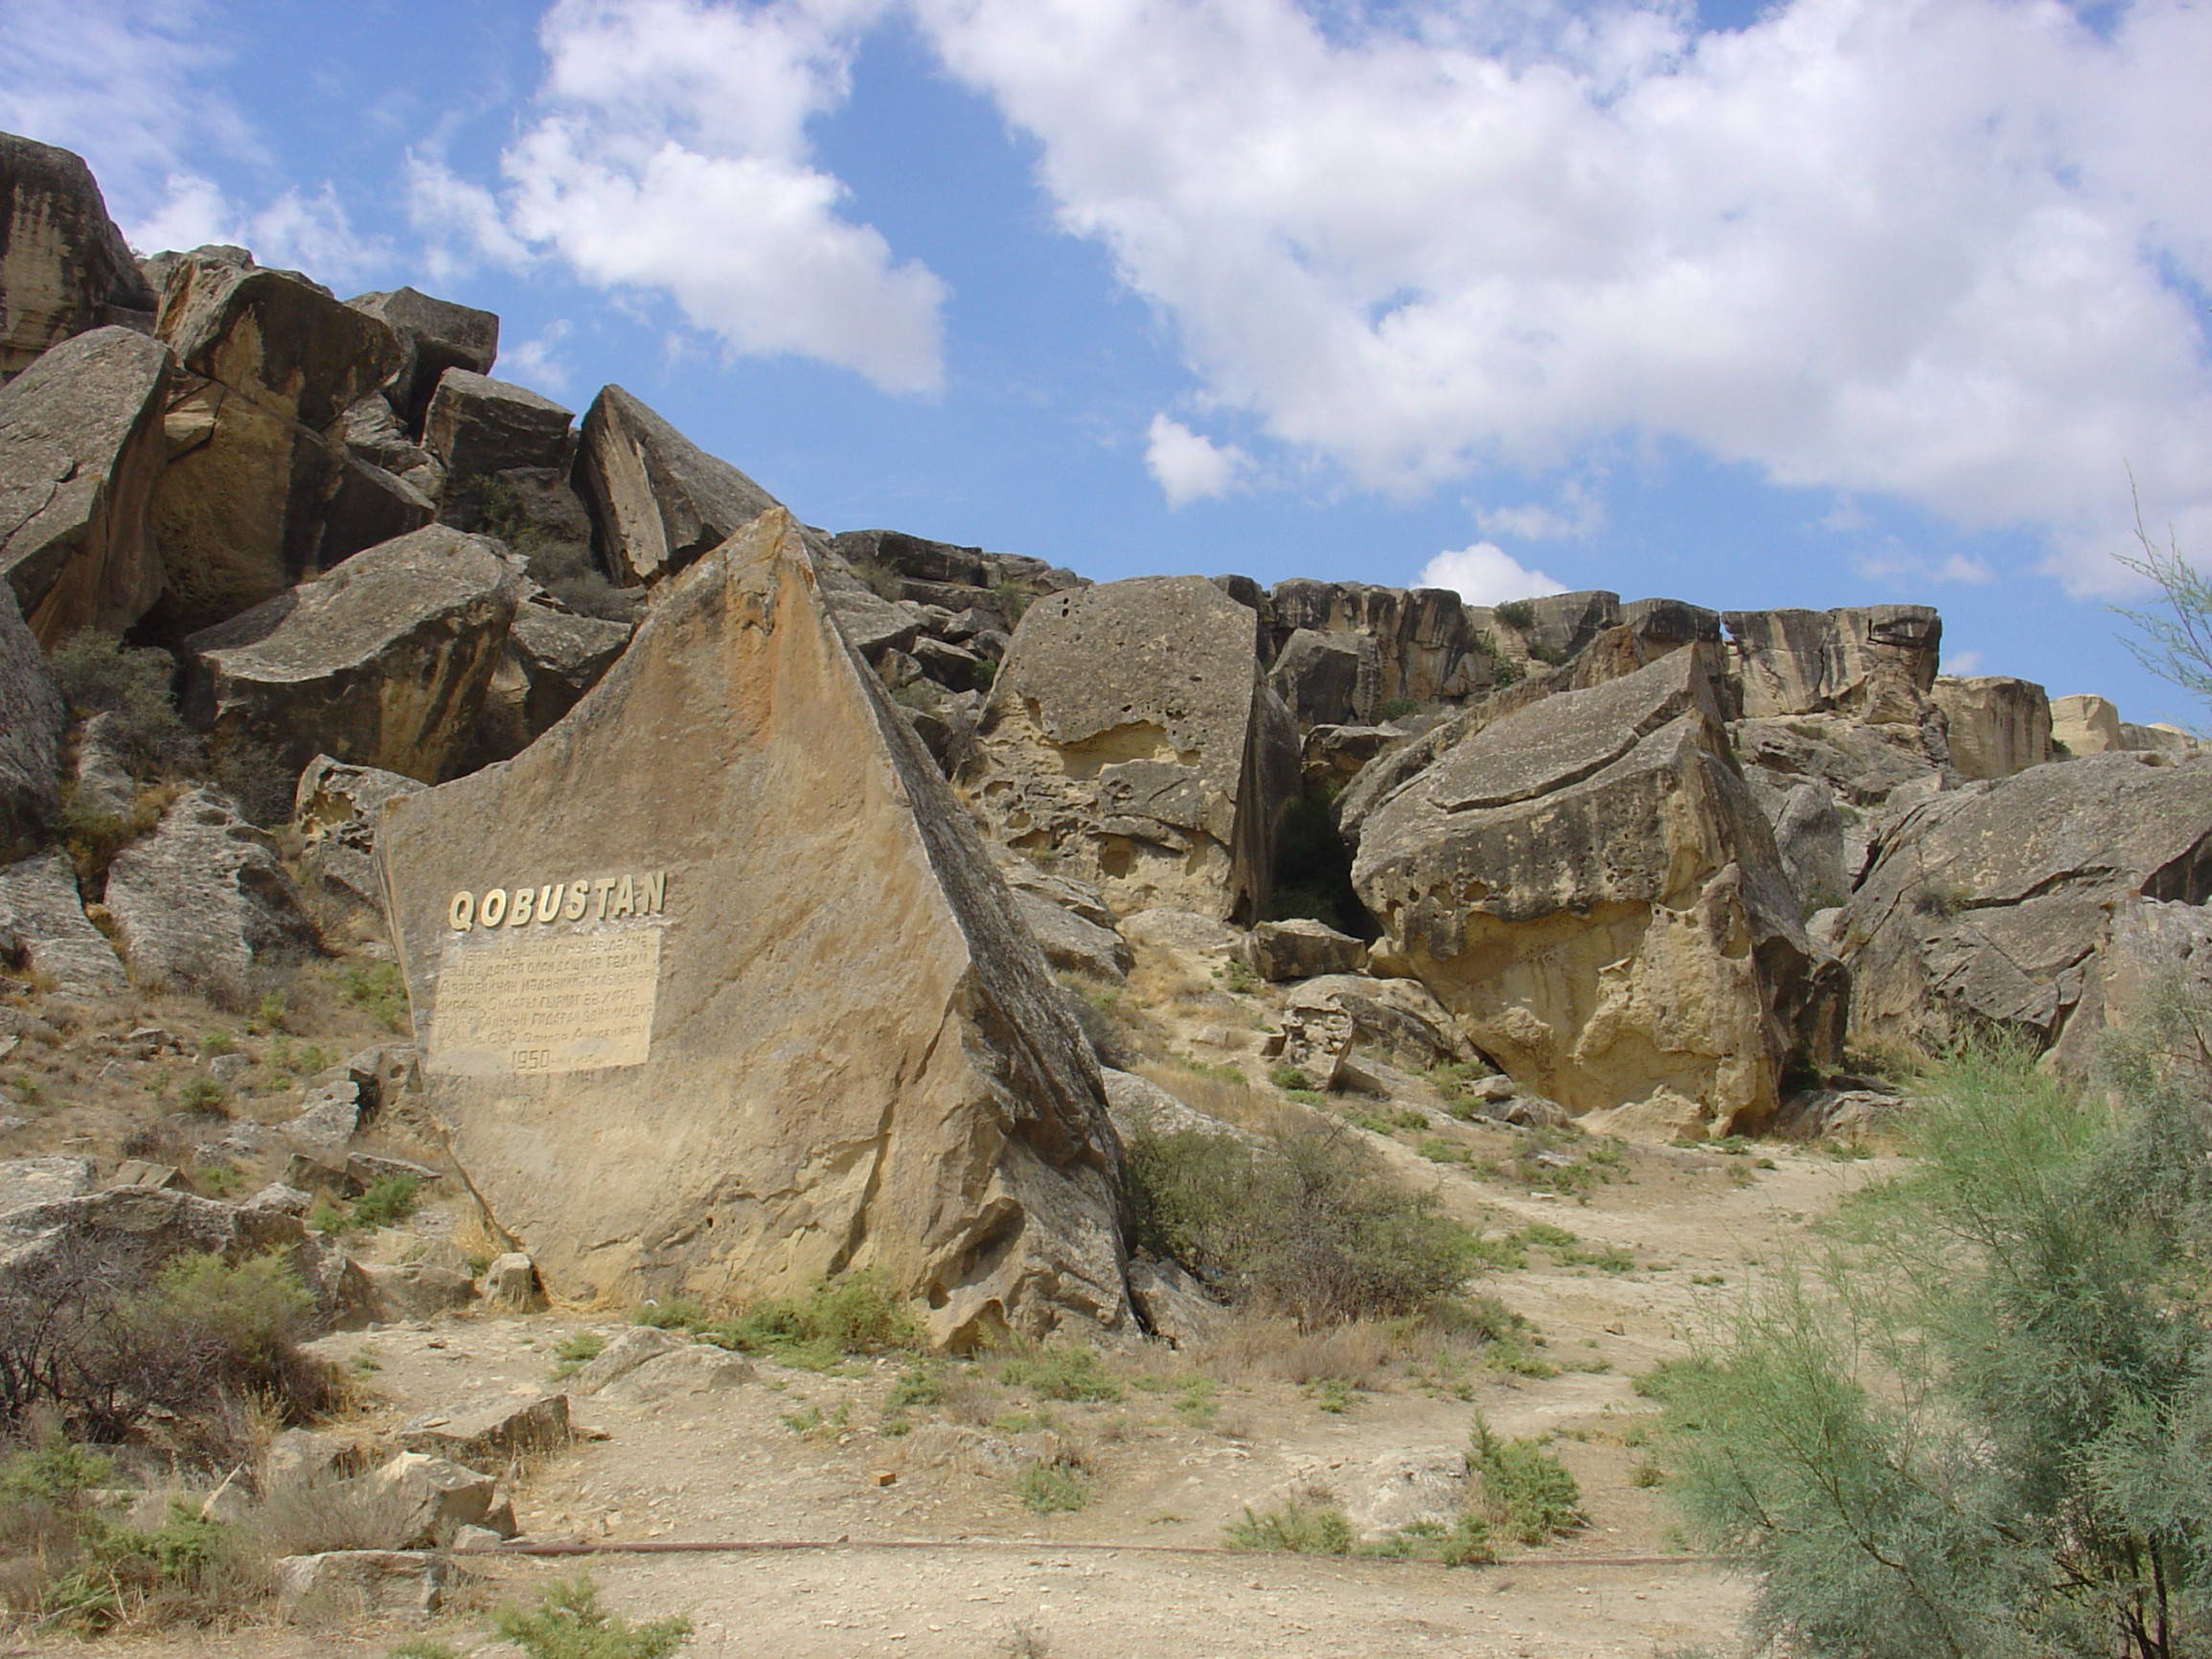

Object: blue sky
[5,0,2210,723]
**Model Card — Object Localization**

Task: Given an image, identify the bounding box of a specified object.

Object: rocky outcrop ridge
[0,134,158,379]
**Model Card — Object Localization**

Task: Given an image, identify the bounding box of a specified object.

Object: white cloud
[1145,415,1249,507]
[1854,549,1997,587]
[915,0,2212,563]
[502,319,576,398]
[1417,543,1568,605]
[420,0,947,394]
[1947,649,1986,674]
[404,154,535,280]
[1473,480,1608,541]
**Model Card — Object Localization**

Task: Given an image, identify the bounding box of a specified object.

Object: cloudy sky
[6,0,2209,719]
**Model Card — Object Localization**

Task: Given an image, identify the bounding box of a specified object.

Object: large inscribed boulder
[1352,647,1832,1133]
[375,510,1128,1347]
[958,576,1300,921]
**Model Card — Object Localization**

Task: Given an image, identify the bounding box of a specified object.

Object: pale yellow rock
[1931,674,2051,781]
[2050,693,2124,756]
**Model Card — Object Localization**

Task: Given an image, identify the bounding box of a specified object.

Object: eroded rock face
[0,583,63,855]
[181,524,525,784]
[0,853,124,989]
[376,510,1128,1347]
[345,287,499,429]
[1839,752,2212,1052]
[103,787,320,996]
[2050,693,2123,756]
[1931,675,2051,781]
[1352,646,1834,1132]
[422,371,572,492]
[0,135,158,378]
[1267,581,1501,709]
[960,576,1300,922]
[1722,605,1941,724]
[573,385,782,588]
[293,755,425,927]
[0,327,171,643]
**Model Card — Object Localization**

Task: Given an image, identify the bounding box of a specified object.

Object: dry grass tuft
[1191,1311,1400,1388]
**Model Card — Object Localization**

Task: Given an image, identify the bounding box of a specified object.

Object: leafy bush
[1491,599,1537,629]
[550,1330,605,1380]
[1661,1016,2212,1659]
[1016,1459,1091,1513]
[1223,1499,1353,1554]
[491,1573,694,1659]
[39,1500,235,1629]
[46,633,192,775]
[997,1347,1123,1402]
[694,1271,923,1367]
[1467,1414,1585,1544]
[348,1174,421,1231]
[1125,1118,1475,1328]
[342,962,408,1031]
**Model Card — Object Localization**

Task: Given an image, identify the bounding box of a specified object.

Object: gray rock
[1769,782,1852,913]
[1722,605,1942,724]
[1771,1087,1902,1141]
[1280,974,1471,1071]
[1014,891,1132,981]
[963,576,1301,921]
[1118,907,1248,963]
[597,1344,757,1404]
[508,603,631,734]
[0,1155,93,1214]
[345,287,499,428]
[1249,918,1367,982]
[375,510,1128,1345]
[1353,646,1835,1131]
[274,1550,458,1623]
[992,854,1116,929]
[478,1251,546,1314]
[423,371,573,491]
[1125,1256,1223,1349]
[1340,1448,1469,1543]
[1268,580,1505,706]
[0,853,124,989]
[370,1452,504,1546]
[0,327,171,642]
[0,135,157,378]
[71,712,139,820]
[1268,627,1377,727]
[1301,723,1402,793]
[109,1159,185,1191]
[1840,752,2212,1051]
[346,1152,440,1190]
[573,383,784,587]
[242,1182,312,1216]
[182,524,526,784]
[1100,1067,1258,1144]
[103,787,318,997]
[823,587,925,662]
[0,585,63,854]
[156,255,399,432]
[288,1080,362,1158]
[569,1325,688,1393]
[1932,675,2051,781]
[293,755,426,920]
[360,1261,477,1321]
[399,1394,569,1466]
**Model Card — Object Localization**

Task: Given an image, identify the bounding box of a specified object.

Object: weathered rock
[1279,974,1471,1071]
[0,327,171,642]
[1269,627,1377,727]
[1722,605,1942,723]
[376,510,1128,1345]
[399,1395,570,1466]
[573,384,783,587]
[108,1159,185,1192]
[478,1251,547,1314]
[832,528,1077,601]
[469,465,598,551]
[0,135,158,377]
[242,1182,312,1216]
[1117,907,1249,964]
[825,586,927,662]
[1839,752,2212,1051]
[1126,1256,1224,1349]
[156,255,400,431]
[70,712,139,820]
[2045,895,2212,1076]
[1302,724,1401,792]
[2050,693,2124,756]
[0,1186,368,1330]
[372,1452,503,1546]
[0,1155,93,1214]
[597,1344,757,1404]
[1013,891,1132,981]
[1730,711,1952,878]
[1100,1067,1258,1144]
[1770,1087,1902,1141]
[1274,997,1358,1089]
[992,854,1115,929]
[360,1261,476,1321]
[0,586,62,856]
[293,755,426,922]
[507,603,631,736]
[345,287,499,428]
[346,1152,439,1190]
[103,787,319,996]
[1249,918,1366,982]
[1352,647,1834,1130]
[274,1550,458,1623]
[1767,782,1852,913]
[1341,1448,1469,1543]
[422,371,572,492]
[182,524,525,784]
[569,1325,688,1393]
[912,634,992,693]
[1268,580,1503,706]
[1931,675,2051,781]
[1493,589,1627,664]
[0,853,123,989]
[961,576,1301,921]
[288,1080,362,1158]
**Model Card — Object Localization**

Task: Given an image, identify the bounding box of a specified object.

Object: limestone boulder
[399,1394,569,1465]
[345,287,499,428]
[1125,1257,1224,1349]
[597,1344,756,1405]
[0,854,125,989]
[1838,752,2212,1052]
[1013,891,1132,981]
[508,604,632,735]
[0,135,158,378]
[1268,580,1504,706]
[1280,974,1471,1071]
[1352,646,1834,1132]
[1269,627,1377,727]
[1730,710,1953,879]
[359,1261,477,1322]
[0,1155,93,1215]
[2050,693,2124,756]
[825,587,927,662]
[156,254,400,431]
[1931,675,2051,781]
[371,1452,504,1546]
[991,855,1115,929]
[375,510,1128,1346]
[1302,724,1400,793]
[832,527,1079,602]
[568,1326,687,1393]
[0,327,171,642]
[103,787,319,996]
[478,1251,547,1313]
[573,384,783,587]
[71,712,140,819]
[275,1550,458,1623]
[181,524,525,784]
[1722,605,1941,724]
[960,576,1301,921]
[1249,918,1367,982]
[0,584,63,854]
[422,371,572,493]
[293,755,426,923]
[1100,1067,1257,1144]
[1341,1448,1470,1543]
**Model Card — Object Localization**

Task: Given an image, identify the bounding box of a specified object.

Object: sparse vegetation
[1224,1498,1354,1554]
[550,1330,606,1380]
[997,1346,1124,1403]
[312,1173,422,1235]
[679,1271,924,1369]
[1016,1457,1091,1513]
[1467,1413,1585,1544]
[491,1573,694,1659]
[1492,599,1537,630]
[342,962,408,1031]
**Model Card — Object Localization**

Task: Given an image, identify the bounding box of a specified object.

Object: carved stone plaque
[425,927,661,1076]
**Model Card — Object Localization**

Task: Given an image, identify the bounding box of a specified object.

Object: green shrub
[1016,1459,1091,1513]
[1467,1414,1585,1544]
[1223,1500,1353,1554]
[883,1367,945,1411]
[1437,1511,1497,1565]
[348,1174,421,1231]
[1268,1063,1312,1092]
[1491,599,1537,629]
[175,1076,227,1113]
[491,1574,693,1659]
[40,1501,236,1628]
[46,632,192,774]
[997,1347,1122,1402]
[550,1330,605,1380]
[1376,696,1423,721]
[696,1270,924,1367]
[342,962,408,1032]
[632,1298,708,1331]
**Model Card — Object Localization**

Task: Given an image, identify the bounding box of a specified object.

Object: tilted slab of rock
[182,524,525,784]
[1931,674,2050,781]
[960,576,1300,921]
[1352,646,1834,1131]
[1838,752,2212,1051]
[375,510,1128,1347]
[1722,604,1941,723]
[422,371,573,491]
[1250,918,1368,982]
[346,286,499,428]
[0,853,125,989]
[293,755,426,925]
[103,787,319,997]
[1279,974,1471,1071]
[0,583,63,855]
[0,134,158,378]
[573,384,783,588]
[0,327,171,642]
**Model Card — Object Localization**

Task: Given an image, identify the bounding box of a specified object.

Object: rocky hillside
[7,125,2212,1354]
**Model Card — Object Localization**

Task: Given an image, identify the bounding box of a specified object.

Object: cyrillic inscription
[426,928,661,1077]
